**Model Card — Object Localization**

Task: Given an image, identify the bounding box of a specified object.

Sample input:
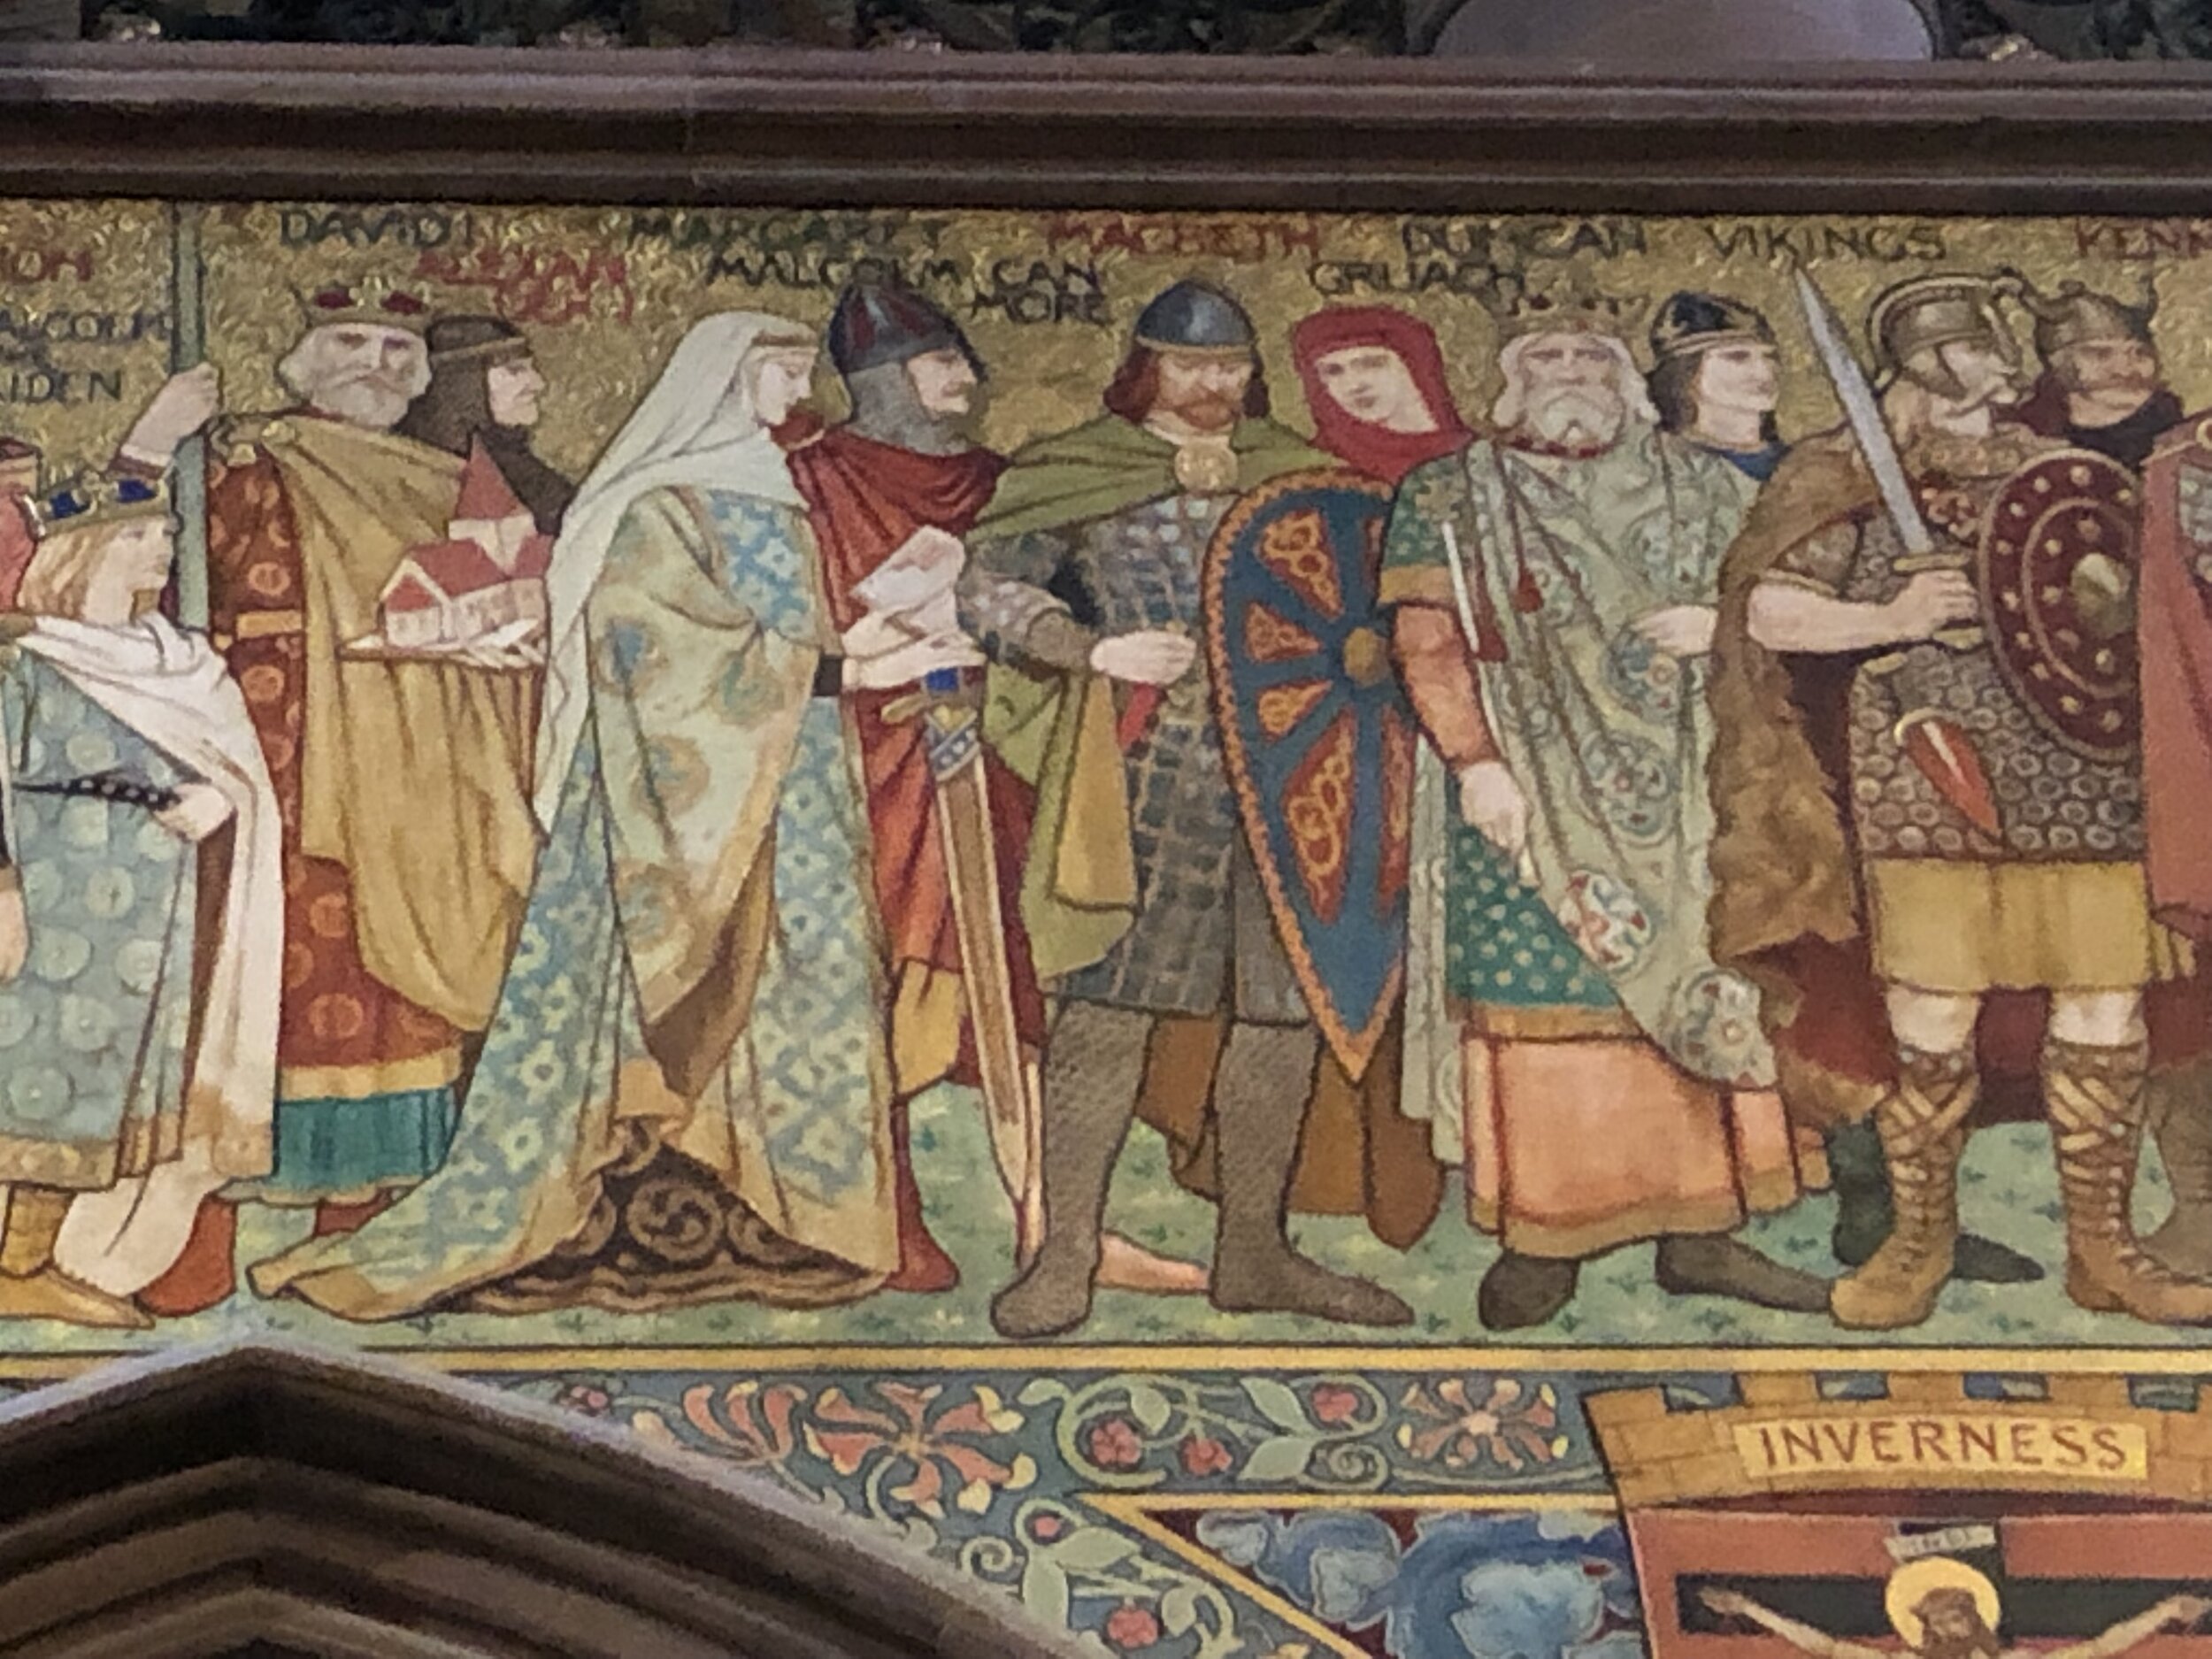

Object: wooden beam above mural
[0,50,2209,208]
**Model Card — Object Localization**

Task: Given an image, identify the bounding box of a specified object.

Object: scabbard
[922,701,1037,1204]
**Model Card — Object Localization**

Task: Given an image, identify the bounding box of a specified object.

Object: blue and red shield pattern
[1203,467,1416,1082]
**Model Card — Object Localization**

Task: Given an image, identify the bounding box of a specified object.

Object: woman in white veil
[257,311,902,1320]
[534,309,814,828]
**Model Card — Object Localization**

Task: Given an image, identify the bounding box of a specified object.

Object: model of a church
[377,441,551,653]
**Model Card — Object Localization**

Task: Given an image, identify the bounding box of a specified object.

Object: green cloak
[975,414,1330,981]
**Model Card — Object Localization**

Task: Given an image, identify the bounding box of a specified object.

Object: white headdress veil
[534,310,813,826]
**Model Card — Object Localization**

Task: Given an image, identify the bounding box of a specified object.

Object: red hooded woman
[1292,305,1472,484]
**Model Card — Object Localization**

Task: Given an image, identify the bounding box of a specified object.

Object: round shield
[1977,447,2141,759]
[1203,466,1412,1083]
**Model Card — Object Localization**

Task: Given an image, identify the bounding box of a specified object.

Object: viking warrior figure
[1382,288,1821,1332]
[2009,273,2183,471]
[1660,287,2043,1290]
[1715,272,2212,1328]
[1647,290,1792,482]
[0,472,280,1325]
[256,313,903,1319]
[1706,1558,2207,1659]
[963,279,1417,1337]
[113,287,541,1312]
[787,281,1202,1297]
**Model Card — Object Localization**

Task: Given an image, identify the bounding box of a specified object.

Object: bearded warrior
[786,281,1203,1298]
[2009,273,2183,471]
[1383,288,1821,1332]
[1713,272,2212,1328]
[963,279,1417,1337]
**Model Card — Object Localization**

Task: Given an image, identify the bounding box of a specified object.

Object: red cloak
[785,423,1046,1071]
[2138,416,2212,1066]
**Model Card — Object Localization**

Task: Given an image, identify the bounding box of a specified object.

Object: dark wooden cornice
[1,46,2211,210]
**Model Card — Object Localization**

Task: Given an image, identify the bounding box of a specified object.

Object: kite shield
[1204,466,1415,1082]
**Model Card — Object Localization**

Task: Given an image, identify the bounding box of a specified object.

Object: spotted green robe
[1383,427,1775,1088]
[0,655,199,1188]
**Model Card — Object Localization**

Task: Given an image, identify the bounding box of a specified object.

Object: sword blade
[925,706,1034,1202]
[1792,265,1935,557]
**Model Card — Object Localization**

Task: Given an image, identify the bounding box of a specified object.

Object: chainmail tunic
[965,491,1306,1022]
[1770,467,2146,866]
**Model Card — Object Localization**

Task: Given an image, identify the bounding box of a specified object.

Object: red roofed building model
[379,439,552,653]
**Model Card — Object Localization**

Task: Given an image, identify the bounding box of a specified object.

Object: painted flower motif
[30,927,93,987]
[58,799,109,852]
[1028,1513,1066,1544]
[803,1381,1035,1519]
[593,614,662,692]
[1086,1416,1145,1471]
[63,729,120,776]
[115,936,168,995]
[1396,1377,1567,1471]
[528,975,580,1036]
[554,1381,614,1417]
[1310,1385,1363,1426]
[81,865,135,922]
[498,1115,548,1171]
[682,1379,808,1470]
[57,992,118,1055]
[1179,1435,1233,1477]
[18,866,64,923]
[513,1040,572,1103]
[1104,1604,1163,1651]
[4,1066,72,1125]
[505,918,552,980]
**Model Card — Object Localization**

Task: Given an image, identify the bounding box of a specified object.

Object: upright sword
[1791,261,1999,834]
[916,664,1041,1250]
[1789,261,1936,558]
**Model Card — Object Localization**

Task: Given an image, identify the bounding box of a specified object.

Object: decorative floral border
[476,1363,1619,1655]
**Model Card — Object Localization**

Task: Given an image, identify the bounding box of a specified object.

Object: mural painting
[0,197,2208,1653]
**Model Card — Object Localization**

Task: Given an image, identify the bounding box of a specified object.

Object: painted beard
[1921,1630,2002,1659]
[1156,391,1241,433]
[1525,384,1626,448]
[313,373,416,432]
[2070,367,2159,399]
[845,360,972,457]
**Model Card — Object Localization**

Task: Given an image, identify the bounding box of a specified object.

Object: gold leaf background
[14,202,2211,487]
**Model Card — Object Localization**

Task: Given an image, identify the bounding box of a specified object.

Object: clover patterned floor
[0,1088,2200,1355]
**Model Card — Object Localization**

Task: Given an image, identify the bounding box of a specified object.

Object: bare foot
[1096,1232,1207,1294]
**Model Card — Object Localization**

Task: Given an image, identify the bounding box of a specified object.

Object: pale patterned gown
[253,484,898,1317]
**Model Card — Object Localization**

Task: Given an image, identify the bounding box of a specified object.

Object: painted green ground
[0,1088,2200,1353]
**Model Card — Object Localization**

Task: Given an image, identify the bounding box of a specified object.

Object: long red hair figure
[1292,305,1472,484]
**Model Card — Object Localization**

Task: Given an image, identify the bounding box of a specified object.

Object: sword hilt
[918,665,981,777]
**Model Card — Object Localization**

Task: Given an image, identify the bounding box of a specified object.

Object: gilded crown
[1502,275,1637,340]
[1648,290,1776,362]
[296,278,433,332]
[27,471,171,540]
